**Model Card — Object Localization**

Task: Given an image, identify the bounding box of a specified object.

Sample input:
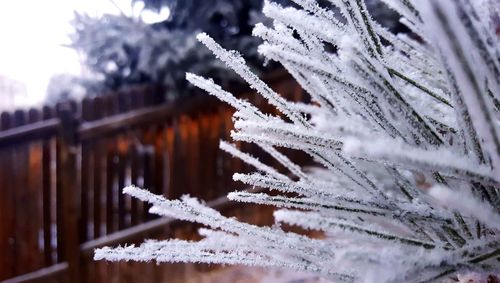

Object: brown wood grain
[12,110,35,276]
[0,112,15,281]
[27,109,44,272]
[57,105,81,283]
[41,106,54,267]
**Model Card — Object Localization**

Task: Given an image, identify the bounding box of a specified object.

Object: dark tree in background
[69,0,271,100]
[63,0,401,102]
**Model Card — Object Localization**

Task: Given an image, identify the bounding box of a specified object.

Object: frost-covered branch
[96,0,500,281]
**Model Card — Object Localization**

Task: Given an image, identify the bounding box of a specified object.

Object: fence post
[57,104,81,283]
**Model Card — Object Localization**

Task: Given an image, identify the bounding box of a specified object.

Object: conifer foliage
[95,0,500,281]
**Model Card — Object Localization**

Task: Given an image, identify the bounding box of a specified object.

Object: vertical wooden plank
[92,100,106,283]
[80,98,94,243]
[55,103,64,264]
[178,116,190,198]
[164,122,175,200]
[89,129,99,281]
[142,147,155,220]
[0,112,15,281]
[198,112,218,201]
[104,92,117,235]
[87,145,101,283]
[116,92,128,231]
[141,124,157,221]
[57,105,81,283]
[128,89,139,111]
[12,109,34,276]
[118,88,130,229]
[50,138,59,268]
[218,107,235,197]
[93,96,104,239]
[41,106,54,267]
[171,116,187,200]
[93,143,104,239]
[123,89,134,112]
[144,86,154,106]
[135,89,146,110]
[108,92,119,116]
[186,116,200,198]
[69,100,79,118]
[116,90,126,113]
[153,125,165,198]
[211,109,224,198]
[27,109,44,272]
[106,151,116,234]
[129,144,143,225]
[117,150,127,230]
[151,85,164,105]
[81,97,95,283]
[225,107,238,195]
[208,111,221,201]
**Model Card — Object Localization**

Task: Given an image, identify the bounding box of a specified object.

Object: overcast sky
[0,0,167,109]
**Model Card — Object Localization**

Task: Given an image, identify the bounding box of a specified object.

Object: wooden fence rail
[0,72,304,283]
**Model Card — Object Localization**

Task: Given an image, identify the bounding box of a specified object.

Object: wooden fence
[0,72,304,283]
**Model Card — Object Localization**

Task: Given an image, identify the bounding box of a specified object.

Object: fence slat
[164,123,175,199]
[80,98,94,243]
[41,106,54,267]
[12,110,36,276]
[129,144,143,225]
[0,112,15,281]
[105,150,115,234]
[142,146,154,220]
[27,109,44,273]
[57,105,81,283]
[153,125,165,198]
[91,97,104,239]
[171,116,186,199]
[117,150,127,230]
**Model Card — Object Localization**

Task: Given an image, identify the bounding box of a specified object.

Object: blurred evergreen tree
[67,0,401,100]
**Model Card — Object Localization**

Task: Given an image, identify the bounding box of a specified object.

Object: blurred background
[0,1,402,282]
